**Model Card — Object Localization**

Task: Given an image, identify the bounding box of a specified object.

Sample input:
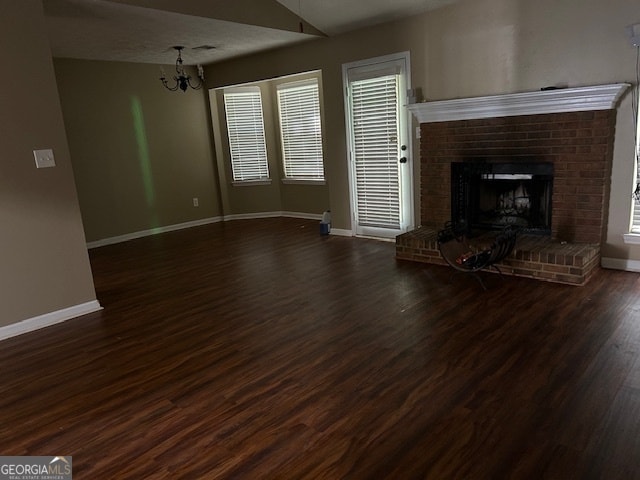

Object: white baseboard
[330,228,354,237]
[223,213,359,238]
[281,211,323,221]
[223,211,323,221]
[223,212,282,221]
[601,257,640,273]
[87,217,223,249]
[0,300,103,342]
[87,213,331,249]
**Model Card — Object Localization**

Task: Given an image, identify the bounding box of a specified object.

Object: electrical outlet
[193,197,199,207]
[33,149,55,168]
[415,127,421,139]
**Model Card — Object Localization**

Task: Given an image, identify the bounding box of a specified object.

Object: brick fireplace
[396,84,629,285]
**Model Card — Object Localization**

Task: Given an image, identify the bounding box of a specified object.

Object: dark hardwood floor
[2,217,640,479]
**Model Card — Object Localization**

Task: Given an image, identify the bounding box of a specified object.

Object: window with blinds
[276,79,324,180]
[223,87,270,182]
[630,67,640,235]
[350,74,400,229]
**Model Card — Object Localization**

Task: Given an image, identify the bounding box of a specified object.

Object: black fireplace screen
[451,162,553,235]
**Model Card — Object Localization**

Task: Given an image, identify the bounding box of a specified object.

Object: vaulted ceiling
[43,0,457,65]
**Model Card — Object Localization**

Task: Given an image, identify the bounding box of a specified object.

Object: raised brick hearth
[396,227,600,285]
[396,85,628,285]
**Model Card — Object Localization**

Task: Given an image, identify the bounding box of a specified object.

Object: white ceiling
[276,0,456,36]
[43,0,457,66]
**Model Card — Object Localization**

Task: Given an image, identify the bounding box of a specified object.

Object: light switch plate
[627,24,640,47]
[33,149,55,168]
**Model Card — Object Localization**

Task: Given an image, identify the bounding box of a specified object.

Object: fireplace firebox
[451,162,553,236]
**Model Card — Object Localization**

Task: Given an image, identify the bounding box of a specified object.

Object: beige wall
[55,59,329,240]
[203,0,640,261]
[0,2,97,326]
[54,59,222,242]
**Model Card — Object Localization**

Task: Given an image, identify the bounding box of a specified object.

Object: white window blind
[277,79,324,180]
[631,59,640,234]
[632,88,640,233]
[350,74,400,229]
[632,153,640,233]
[223,88,270,182]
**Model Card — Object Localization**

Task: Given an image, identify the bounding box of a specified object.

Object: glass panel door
[343,53,413,238]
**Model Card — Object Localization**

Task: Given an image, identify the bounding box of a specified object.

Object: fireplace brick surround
[396,84,628,285]
[420,110,616,243]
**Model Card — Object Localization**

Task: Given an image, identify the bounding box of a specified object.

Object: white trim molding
[601,257,640,273]
[329,228,354,237]
[224,211,323,221]
[223,212,282,221]
[623,233,640,245]
[232,179,272,187]
[281,179,326,186]
[282,211,323,220]
[0,300,103,342]
[87,217,223,249]
[88,214,333,248]
[218,214,354,236]
[407,83,630,123]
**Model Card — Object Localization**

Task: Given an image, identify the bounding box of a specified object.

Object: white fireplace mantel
[407,83,630,123]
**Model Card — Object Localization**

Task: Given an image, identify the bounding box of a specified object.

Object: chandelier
[159,46,204,92]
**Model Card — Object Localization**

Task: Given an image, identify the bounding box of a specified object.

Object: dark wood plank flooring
[2,217,640,479]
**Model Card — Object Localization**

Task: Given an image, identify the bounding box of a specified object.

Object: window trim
[223,86,270,183]
[276,78,325,182]
[232,179,272,187]
[630,150,640,236]
[624,233,640,244]
[281,178,326,186]
[625,164,640,242]
[625,79,640,243]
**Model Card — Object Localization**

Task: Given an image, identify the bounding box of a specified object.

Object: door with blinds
[633,124,640,233]
[343,52,413,238]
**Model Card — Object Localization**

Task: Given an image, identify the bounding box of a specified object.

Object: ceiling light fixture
[159,46,204,92]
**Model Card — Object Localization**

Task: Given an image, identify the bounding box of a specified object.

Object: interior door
[343,52,413,238]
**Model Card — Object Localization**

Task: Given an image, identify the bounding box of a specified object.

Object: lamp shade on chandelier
[160,46,204,92]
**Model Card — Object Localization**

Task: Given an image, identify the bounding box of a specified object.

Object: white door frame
[342,51,414,239]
